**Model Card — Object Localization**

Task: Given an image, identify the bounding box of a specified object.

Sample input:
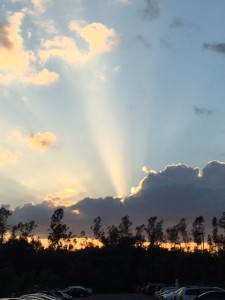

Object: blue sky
[1,0,225,236]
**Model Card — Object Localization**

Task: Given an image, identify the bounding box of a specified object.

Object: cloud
[169,18,199,33]
[10,129,57,151]
[23,68,59,85]
[39,20,58,35]
[44,188,78,207]
[193,105,214,116]
[170,18,185,28]
[39,21,121,65]
[0,9,120,86]
[9,202,54,238]
[138,0,160,21]
[0,24,13,49]
[31,0,49,13]
[28,132,57,151]
[203,42,225,55]
[0,147,20,165]
[0,12,30,74]
[8,161,225,238]
[134,34,151,48]
[0,11,59,86]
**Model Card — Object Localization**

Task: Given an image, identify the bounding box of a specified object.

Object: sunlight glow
[142,166,149,173]
[80,63,127,197]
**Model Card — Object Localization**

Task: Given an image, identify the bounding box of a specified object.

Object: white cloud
[28,132,57,151]
[10,130,57,151]
[31,0,48,13]
[39,21,121,65]
[0,11,59,86]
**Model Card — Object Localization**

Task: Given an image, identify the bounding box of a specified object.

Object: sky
[1,0,225,238]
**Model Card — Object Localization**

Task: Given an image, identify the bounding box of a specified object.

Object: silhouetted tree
[118,216,132,237]
[135,224,146,247]
[91,216,106,245]
[48,208,73,249]
[166,225,179,247]
[167,218,190,250]
[105,225,121,247]
[218,212,225,249]
[145,216,164,247]
[208,216,224,252]
[0,206,11,244]
[118,215,135,248]
[192,216,205,248]
[11,221,37,241]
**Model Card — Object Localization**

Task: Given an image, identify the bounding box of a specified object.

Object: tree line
[0,206,225,296]
[1,206,225,252]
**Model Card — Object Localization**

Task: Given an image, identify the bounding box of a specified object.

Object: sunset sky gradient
[1,0,225,237]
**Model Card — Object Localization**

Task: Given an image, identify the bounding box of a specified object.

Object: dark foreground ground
[90,294,151,300]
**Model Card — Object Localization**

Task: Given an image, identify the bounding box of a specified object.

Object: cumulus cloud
[9,202,54,238]
[138,0,160,21]
[28,132,57,151]
[203,42,225,54]
[0,7,120,86]
[7,161,225,238]
[39,21,121,64]
[0,12,30,74]
[10,129,57,151]
[0,11,59,85]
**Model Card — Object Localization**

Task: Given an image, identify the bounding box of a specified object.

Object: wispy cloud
[170,18,185,28]
[0,147,20,165]
[134,34,151,49]
[203,42,225,55]
[193,105,214,116]
[31,0,49,13]
[138,0,160,21]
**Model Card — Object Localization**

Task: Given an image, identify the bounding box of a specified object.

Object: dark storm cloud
[8,161,225,237]
[138,0,160,21]
[8,202,54,238]
[0,24,12,49]
[193,105,214,116]
[203,42,225,54]
[124,162,225,227]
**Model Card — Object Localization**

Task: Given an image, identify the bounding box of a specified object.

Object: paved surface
[90,294,151,300]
